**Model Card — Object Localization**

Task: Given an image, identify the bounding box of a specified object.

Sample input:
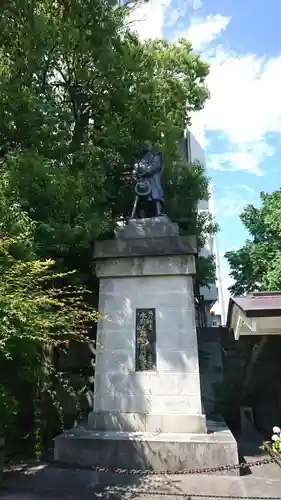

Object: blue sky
[128,0,281,315]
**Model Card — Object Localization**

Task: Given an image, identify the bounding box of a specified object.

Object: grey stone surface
[4,422,281,500]
[88,411,206,433]
[94,372,202,397]
[95,254,196,278]
[3,426,281,499]
[93,392,202,415]
[86,228,239,480]
[94,235,197,260]
[54,420,239,475]
[3,459,281,500]
[94,271,202,417]
[114,216,179,239]
[4,427,281,500]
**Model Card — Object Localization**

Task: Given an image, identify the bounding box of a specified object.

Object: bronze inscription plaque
[135,308,156,371]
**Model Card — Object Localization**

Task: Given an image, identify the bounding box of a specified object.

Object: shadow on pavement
[0,460,191,500]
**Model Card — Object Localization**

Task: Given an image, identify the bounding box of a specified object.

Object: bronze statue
[131,141,164,218]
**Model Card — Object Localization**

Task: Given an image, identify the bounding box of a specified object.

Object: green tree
[0,0,216,444]
[0,0,211,271]
[225,190,281,295]
[0,232,98,441]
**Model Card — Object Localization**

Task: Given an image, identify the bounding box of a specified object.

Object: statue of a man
[131,140,164,218]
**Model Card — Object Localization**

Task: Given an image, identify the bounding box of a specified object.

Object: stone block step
[54,423,239,476]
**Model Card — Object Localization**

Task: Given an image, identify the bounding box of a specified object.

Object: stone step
[54,422,239,476]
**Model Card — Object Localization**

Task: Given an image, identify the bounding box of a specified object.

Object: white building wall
[180,131,222,326]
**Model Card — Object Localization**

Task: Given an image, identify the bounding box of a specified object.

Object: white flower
[272,434,280,442]
[273,426,281,434]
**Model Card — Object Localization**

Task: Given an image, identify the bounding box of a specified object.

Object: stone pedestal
[54,217,239,473]
[89,217,205,433]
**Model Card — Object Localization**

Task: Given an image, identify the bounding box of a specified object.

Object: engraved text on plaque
[135,308,156,371]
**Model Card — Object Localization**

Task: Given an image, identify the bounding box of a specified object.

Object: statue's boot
[156,200,165,216]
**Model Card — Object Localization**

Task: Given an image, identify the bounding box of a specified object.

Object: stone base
[114,216,179,239]
[54,420,239,476]
[88,411,206,433]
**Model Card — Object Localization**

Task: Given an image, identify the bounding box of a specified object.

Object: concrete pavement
[0,458,281,500]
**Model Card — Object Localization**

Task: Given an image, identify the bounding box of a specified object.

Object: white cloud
[184,14,230,51]
[215,194,247,217]
[215,184,258,217]
[240,184,256,194]
[192,0,203,10]
[126,0,205,40]
[126,0,172,40]
[207,141,275,176]
[128,7,281,177]
[165,6,183,28]
[193,48,281,144]
[188,17,281,175]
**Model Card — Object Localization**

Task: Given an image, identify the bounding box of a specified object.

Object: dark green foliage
[0,0,215,444]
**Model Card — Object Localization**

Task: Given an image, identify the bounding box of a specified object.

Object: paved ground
[0,455,281,500]
[1,432,281,500]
